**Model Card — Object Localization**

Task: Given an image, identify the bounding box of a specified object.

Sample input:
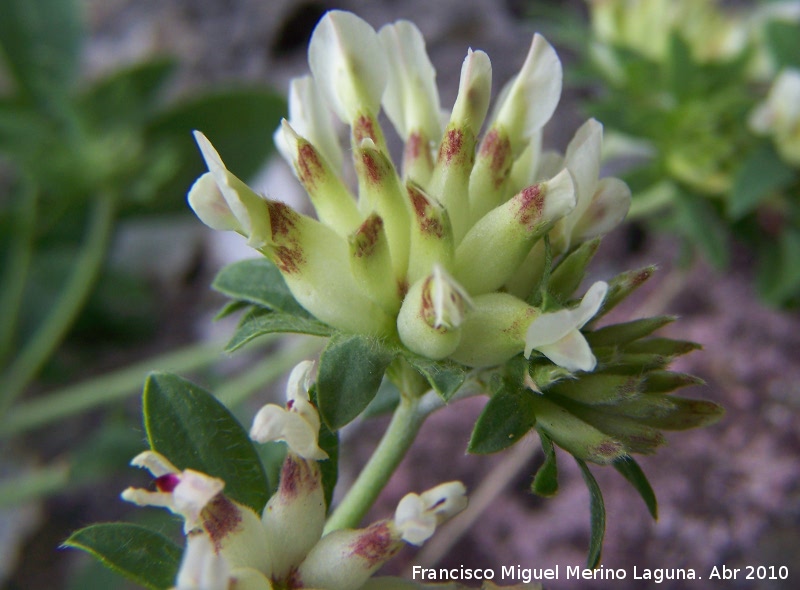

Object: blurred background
[0,1,798,588]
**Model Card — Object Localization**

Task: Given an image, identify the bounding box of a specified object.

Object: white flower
[121,451,224,533]
[524,281,608,371]
[394,481,468,545]
[308,10,388,124]
[249,360,328,461]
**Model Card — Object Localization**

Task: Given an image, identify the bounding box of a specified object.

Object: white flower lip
[524,281,608,372]
[429,264,472,330]
[173,533,232,590]
[250,361,328,461]
[394,481,468,546]
[122,451,225,533]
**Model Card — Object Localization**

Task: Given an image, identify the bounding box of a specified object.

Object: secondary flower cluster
[188,10,630,373]
[122,362,468,590]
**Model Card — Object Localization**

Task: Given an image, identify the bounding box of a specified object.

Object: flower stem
[0,194,116,416]
[324,393,426,533]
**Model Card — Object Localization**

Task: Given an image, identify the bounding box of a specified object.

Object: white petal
[250,404,327,461]
[192,131,272,248]
[394,481,467,546]
[429,264,473,330]
[187,173,240,232]
[573,280,608,328]
[175,533,231,590]
[573,176,631,243]
[287,75,344,171]
[378,20,441,141]
[286,359,315,404]
[308,10,388,123]
[494,34,563,154]
[524,308,576,356]
[130,450,179,477]
[394,493,437,546]
[538,329,597,372]
[565,119,603,216]
[173,470,226,531]
[419,481,468,523]
[541,167,577,221]
[450,49,492,136]
[121,488,173,509]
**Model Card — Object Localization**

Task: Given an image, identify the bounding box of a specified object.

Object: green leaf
[765,20,800,69]
[623,337,701,357]
[403,353,467,401]
[468,381,537,454]
[143,372,269,512]
[78,59,176,128]
[64,523,181,590]
[531,433,558,497]
[729,144,797,219]
[575,459,605,569]
[213,258,309,316]
[145,88,286,205]
[613,456,658,519]
[585,316,675,348]
[673,190,730,269]
[549,238,601,303]
[225,307,331,352]
[316,333,395,430]
[0,0,83,102]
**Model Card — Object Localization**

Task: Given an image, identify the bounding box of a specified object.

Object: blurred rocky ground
[4,1,799,588]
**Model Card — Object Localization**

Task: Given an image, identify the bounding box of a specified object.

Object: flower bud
[261,200,395,336]
[354,140,411,280]
[406,182,455,284]
[348,214,403,315]
[449,292,538,367]
[278,120,361,235]
[468,125,514,221]
[394,481,468,545]
[297,520,402,590]
[429,49,491,241]
[191,131,272,248]
[454,168,575,295]
[308,11,387,126]
[397,265,471,360]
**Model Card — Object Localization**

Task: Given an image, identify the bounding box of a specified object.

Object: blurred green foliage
[0,0,286,411]
[533,0,800,307]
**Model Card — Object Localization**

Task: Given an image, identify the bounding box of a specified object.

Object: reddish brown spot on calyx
[480,128,512,188]
[358,150,386,185]
[297,143,323,190]
[274,245,304,274]
[406,132,423,160]
[633,268,654,286]
[515,184,545,230]
[348,521,398,566]
[438,128,464,164]
[203,494,243,551]
[353,115,377,144]
[268,201,299,237]
[407,185,444,238]
[155,473,180,493]
[354,215,384,258]
[278,454,320,501]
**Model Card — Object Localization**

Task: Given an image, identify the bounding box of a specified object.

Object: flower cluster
[122,362,467,590]
[188,10,631,373]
